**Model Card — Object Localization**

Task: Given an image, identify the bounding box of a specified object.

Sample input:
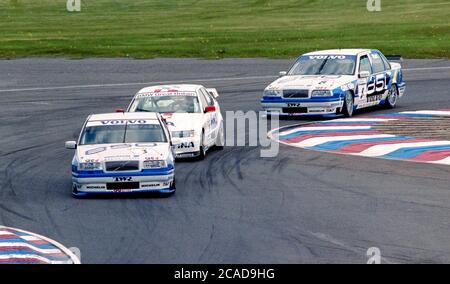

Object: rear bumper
[261,96,344,116]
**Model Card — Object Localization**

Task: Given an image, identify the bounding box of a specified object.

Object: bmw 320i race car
[65,112,175,197]
[261,49,406,117]
[127,84,224,159]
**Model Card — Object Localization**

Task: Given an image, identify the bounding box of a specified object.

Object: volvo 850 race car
[65,112,175,197]
[261,49,406,117]
[127,84,224,159]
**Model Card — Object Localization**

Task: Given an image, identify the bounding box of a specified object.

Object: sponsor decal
[141,183,160,188]
[86,185,106,189]
[114,177,133,182]
[136,91,197,98]
[177,142,195,149]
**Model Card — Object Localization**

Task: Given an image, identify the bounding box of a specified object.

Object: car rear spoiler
[206,88,219,98]
[385,55,403,61]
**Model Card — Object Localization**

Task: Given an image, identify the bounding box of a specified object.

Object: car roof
[137,84,202,94]
[88,112,159,121]
[303,49,371,56]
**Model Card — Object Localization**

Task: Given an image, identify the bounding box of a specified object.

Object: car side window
[371,52,386,73]
[359,55,372,74]
[198,90,208,109]
[201,89,215,106]
[380,54,391,70]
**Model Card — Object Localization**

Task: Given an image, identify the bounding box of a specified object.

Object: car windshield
[80,123,167,145]
[288,55,356,76]
[128,95,201,113]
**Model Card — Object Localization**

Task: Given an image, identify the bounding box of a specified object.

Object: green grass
[0,0,449,58]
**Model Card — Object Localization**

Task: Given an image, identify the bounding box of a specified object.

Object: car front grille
[283,89,309,98]
[105,161,139,172]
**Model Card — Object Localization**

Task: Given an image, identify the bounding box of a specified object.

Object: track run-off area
[0,58,450,263]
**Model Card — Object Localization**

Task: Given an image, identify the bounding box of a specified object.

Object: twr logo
[114,177,133,182]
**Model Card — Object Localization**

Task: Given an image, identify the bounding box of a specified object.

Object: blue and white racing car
[65,112,175,197]
[261,49,406,117]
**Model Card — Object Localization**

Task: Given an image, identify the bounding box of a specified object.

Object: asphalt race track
[1,58,450,263]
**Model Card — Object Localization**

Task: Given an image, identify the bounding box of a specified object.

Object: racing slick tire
[215,123,225,150]
[341,91,354,117]
[198,131,207,160]
[385,84,399,109]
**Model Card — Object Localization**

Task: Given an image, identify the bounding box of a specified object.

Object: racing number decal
[366,74,387,102]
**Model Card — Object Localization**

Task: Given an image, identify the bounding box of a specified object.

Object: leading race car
[261,49,406,117]
[127,84,224,159]
[65,112,175,197]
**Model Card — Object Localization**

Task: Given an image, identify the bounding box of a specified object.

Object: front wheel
[385,84,399,109]
[341,91,354,117]
[198,131,207,160]
[215,124,224,150]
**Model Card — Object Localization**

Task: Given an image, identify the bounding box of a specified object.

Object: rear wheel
[385,84,398,108]
[342,91,354,117]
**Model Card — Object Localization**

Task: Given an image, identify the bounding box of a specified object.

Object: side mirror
[359,71,370,79]
[279,71,287,77]
[204,106,216,113]
[116,108,125,113]
[65,141,77,149]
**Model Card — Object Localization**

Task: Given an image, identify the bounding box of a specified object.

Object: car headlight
[143,160,167,169]
[263,89,282,97]
[78,162,103,171]
[311,90,333,97]
[172,130,195,138]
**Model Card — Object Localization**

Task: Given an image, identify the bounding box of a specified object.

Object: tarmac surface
[1,58,450,263]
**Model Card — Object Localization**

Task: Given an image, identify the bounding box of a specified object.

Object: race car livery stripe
[271,109,450,166]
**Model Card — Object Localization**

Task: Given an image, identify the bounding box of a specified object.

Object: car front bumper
[261,97,344,116]
[71,168,175,196]
[171,137,202,158]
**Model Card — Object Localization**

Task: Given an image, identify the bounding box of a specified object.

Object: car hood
[76,143,170,163]
[266,75,355,91]
[161,113,204,132]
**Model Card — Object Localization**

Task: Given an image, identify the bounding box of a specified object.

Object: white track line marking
[0,243,62,254]
[280,125,372,136]
[400,110,450,116]
[433,157,450,165]
[0,65,449,93]
[357,141,450,157]
[295,134,395,148]
[0,75,276,93]
[0,254,68,264]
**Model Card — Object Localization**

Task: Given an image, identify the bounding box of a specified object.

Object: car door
[356,53,373,106]
[367,51,389,104]
[199,88,219,146]
[197,90,213,146]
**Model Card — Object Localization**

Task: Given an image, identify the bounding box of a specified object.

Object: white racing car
[261,49,406,117]
[127,84,224,159]
[65,112,175,197]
